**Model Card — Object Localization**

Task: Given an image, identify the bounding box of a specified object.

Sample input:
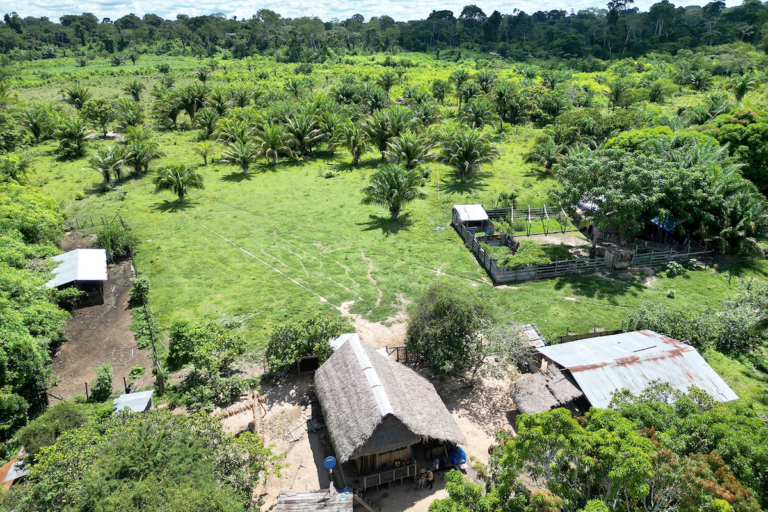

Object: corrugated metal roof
[521,324,545,349]
[113,390,154,413]
[2,460,29,483]
[537,330,738,409]
[46,249,108,288]
[453,204,489,223]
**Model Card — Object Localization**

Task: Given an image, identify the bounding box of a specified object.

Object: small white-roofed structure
[452,205,493,236]
[537,330,738,409]
[113,390,155,413]
[46,249,108,307]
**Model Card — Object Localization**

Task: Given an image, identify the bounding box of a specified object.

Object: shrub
[90,364,114,402]
[499,240,550,268]
[405,282,492,376]
[93,222,139,262]
[128,365,145,382]
[266,313,351,372]
[665,261,684,277]
[16,401,87,459]
[129,276,150,306]
[167,320,247,374]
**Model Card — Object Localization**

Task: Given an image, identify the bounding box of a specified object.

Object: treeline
[2,0,768,64]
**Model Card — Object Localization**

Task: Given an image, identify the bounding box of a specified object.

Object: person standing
[426,469,434,490]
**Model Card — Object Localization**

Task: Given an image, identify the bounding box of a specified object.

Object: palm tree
[458,98,500,130]
[124,79,146,102]
[214,118,252,145]
[603,79,633,111]
[450,69,471,99]
[377,71,398,97]
[361,164,423,220]
[318,111,343,155]
[86,144,124,186]
[284,113,322,157]
[413,103,443,127]
[689,70,714,92]
[284,77,304,99]
[541,70,570,90]
[431,79,450,104]
[441,130,500,182]
[524,139,565,172]
[517,65,539,79]
[384,130,436,171]
[127,139,164,174]
[154,165,204,202]
[384,106,418,139]
[61,84,92,111]
[22,106,53,143]
[193,67,212,84]
[363,85,389,114]
[255,125,291,165]
[115,98,145,131]
[54,117,93,158]
[363,110,394,159]
[230,85,253,108]
[457,81,482,108]
[194,141,216,165]
[0,81,17,109]
[221,140,259,176]
[647,81,665,104]
[397,85,430,106]
[726,74,762,101]
[474,70,496,95]
[206,85,230,116]
[340,123,371,165]
[193,108,220,139]
[180,84,208,120]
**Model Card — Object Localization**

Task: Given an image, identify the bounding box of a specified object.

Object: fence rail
[386,346,427,366]
[362,464,417,490]
[64,212,129,231]
[454,220,710,285]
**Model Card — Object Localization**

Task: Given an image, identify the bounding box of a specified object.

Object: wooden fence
[362,463,417,491]
[386,346,427,366]
[64,212,129,231]
[454,220,710,284]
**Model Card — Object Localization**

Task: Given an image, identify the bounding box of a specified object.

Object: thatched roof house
[511,367,584,415]
[315,337,466,466]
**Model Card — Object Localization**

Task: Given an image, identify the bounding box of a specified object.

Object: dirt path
[49,260,154,400]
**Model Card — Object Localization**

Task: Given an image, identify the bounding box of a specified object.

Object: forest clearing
[2,5,768,511]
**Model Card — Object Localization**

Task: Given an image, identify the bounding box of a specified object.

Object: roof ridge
[349,338,394,417]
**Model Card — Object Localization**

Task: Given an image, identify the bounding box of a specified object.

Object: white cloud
[6,0,743,23]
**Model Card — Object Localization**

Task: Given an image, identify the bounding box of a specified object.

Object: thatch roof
[511,367,584,415]
[315,338,466,463]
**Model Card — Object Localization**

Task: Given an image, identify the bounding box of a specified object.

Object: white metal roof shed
[113,390,155,413]
[45,249,108,288]
[452,205,489,223]
[537,330,738,409]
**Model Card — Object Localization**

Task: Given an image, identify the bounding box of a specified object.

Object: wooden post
[123,376,128,392]
[85,382,89,400]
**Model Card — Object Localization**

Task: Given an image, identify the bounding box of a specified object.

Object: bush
[93,222,139,262]
[665,261,685,277]
[406,282,492,376]
[129,276,150,306]
[16,401,88,459]
[266,313,351,372]
[499,240,550,268]
[90,364,114,402]
[167,320,246,374]
[129,365,145,382]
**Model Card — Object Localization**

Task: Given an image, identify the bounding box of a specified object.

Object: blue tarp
[651,217,676,233]
[448,446,467,465]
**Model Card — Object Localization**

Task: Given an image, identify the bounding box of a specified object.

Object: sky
[0,0,744,24]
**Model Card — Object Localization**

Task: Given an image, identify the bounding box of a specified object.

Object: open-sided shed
[113,390,155,413]
[452,205,493,236]
[537,330,738,409]
[46,249,108,307]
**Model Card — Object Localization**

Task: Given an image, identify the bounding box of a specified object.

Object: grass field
[13,54,768,412]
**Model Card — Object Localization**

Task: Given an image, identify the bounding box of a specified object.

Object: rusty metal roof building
[537,330,738,409]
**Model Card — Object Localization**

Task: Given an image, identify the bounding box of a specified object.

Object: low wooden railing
[362,464,417,490]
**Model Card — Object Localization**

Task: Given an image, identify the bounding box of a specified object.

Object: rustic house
[452,204,493,236]
[45,249,108,307]
[314,337,466,488]
[275,490,353,512]
[537,330,738,409]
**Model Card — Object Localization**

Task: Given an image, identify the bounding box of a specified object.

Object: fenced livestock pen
[453,205,711,284]
[484,206,581,236]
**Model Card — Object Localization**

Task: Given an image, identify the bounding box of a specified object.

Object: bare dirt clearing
[49,259,154,401]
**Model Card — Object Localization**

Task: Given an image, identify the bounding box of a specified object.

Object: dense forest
[2,0,768,64]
